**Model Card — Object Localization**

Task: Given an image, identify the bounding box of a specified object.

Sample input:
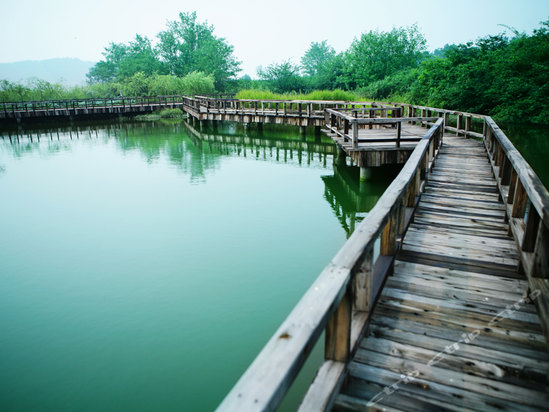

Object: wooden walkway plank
[332,134,549,411]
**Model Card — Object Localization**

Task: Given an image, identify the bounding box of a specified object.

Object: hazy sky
[2,0,548,76]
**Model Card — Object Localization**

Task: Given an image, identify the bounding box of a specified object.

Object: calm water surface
[501,123,549,187]
[0,120,396,411]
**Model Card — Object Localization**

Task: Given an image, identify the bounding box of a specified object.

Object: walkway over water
[212,106,549,411]
[1,95,548,410]
[333,134,549,411]
[0,95,460,168]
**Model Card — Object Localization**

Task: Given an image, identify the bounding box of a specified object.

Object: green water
[501,123,549,188]
[0,120,396,412]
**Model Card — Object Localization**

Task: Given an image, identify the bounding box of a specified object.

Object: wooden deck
[332,134,549,411]
[325,123,430,168]
[329,124,427,151]
[2,95,548,410]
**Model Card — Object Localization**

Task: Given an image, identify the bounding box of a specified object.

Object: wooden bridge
[0,95,452,170]
[1,95,548,410]
[211,104,548,411]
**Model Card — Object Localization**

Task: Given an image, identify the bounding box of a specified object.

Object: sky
[2,0,548,77]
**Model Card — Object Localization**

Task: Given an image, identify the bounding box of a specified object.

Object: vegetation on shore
[0,12,547,124]
[134,108,185,121]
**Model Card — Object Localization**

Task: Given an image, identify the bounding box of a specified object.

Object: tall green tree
[257,61,304,93]
[301,41,345,90]
[344,25,427,88]
[157,12,240,90]
[87,34,163,83]
[301,40,335,76]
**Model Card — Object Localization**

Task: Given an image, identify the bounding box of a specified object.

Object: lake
[0,119,397,411]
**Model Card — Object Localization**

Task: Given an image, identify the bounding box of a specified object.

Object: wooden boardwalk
[332,134,549,411]
[1,95,547,410]
[325,123,430,168]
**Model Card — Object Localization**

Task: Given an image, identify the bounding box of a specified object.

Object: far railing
[325,106,438,148]
[386,102,486,138]
[0,95,189,115]
[217,119,444,412]
[188,96,378,119]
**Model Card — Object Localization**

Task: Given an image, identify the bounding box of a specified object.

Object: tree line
[1,12,547,124]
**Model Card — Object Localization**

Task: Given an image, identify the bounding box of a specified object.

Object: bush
[159,108,184,118]
[235,89,367,102]
[180,71,215,96]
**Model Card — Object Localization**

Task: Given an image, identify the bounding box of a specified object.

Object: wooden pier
[0,95,440,168]
[332,134,549,411]
[215,108,549,411]
[1,95,548,410]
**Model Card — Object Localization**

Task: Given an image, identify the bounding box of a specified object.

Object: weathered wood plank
[297,361,346,412]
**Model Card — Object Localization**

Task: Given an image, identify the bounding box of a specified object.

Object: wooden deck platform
[329,123,427,151]
[324,123,430,168]
[332,134,549,411]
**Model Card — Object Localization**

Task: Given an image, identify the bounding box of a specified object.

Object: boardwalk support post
[360,167,371,181]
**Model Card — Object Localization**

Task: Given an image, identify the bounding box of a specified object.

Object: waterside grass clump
[135,108,185,122]
[235,89,369,102]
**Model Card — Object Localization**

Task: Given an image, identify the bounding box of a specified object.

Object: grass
[134,108,185,121]
[235,89,372,102]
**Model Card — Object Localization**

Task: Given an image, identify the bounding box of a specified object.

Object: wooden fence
[325,106,438,148]
[483,117,549,343]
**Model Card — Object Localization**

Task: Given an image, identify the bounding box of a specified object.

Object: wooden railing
[187,96,378,119]
[325,106,438,148]
[0,95,190,115]
[217,119,444,412]
[386,102,486,138]
[483,117,549,343]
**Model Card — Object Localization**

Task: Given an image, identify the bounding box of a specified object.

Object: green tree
[301,40,335,76]
[180,71,215,95]
[157,11,240,90]
[344,25,427,88]
[88,35,163,83]
[148,74,184,96]
[300,41,346,90]
[257,61,304,93]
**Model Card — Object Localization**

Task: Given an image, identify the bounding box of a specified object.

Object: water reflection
[0,118,397,234]
[0,117,398,411]
[322,161,400,237]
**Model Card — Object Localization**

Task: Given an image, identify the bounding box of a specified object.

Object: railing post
[465,115,471,138]
[325,287,351,362]
[396,120,402,148]
[522,203,540,253]
[381,213,397,257]
[352,120,358,149]
[353,249,373,312]
[407,168,421,207]
[499,156,512,185]
[512,178,528,218]
[457,114,463,136]
[507,169,518,204]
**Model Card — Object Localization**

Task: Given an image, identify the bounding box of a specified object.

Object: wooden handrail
[483,116,549,345]
[217,119,444,412]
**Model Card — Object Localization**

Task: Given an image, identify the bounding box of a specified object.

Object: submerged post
[360,167,371,181]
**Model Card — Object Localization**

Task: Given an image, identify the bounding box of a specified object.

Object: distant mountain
[0,58,96,86]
